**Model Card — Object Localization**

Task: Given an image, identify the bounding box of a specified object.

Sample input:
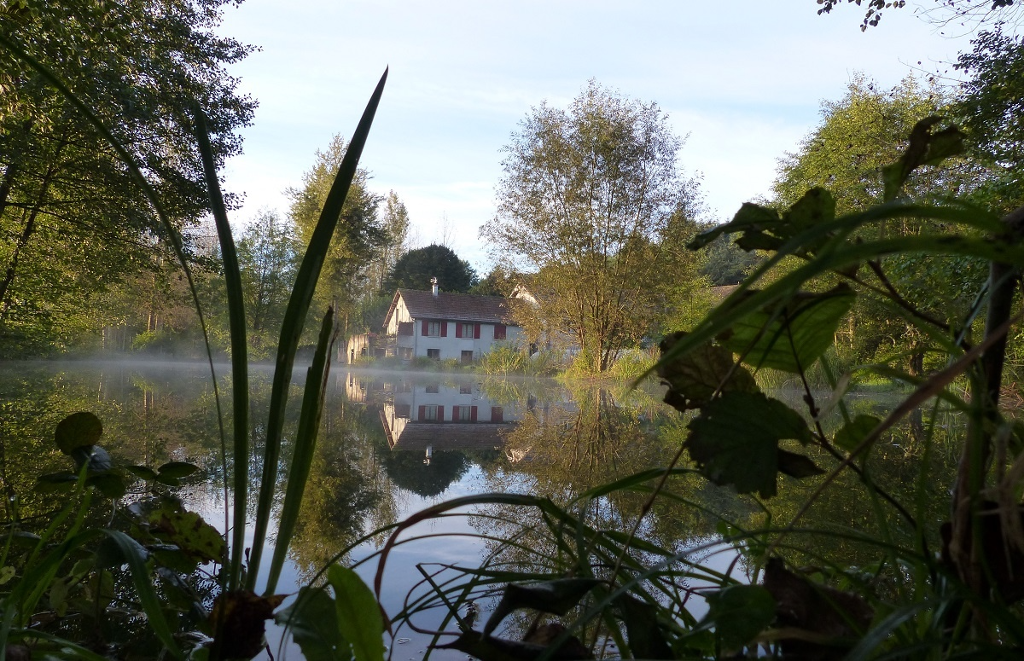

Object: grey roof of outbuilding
[384,288,517,327]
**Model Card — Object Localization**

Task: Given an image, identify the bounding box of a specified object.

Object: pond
[0,360,961,658]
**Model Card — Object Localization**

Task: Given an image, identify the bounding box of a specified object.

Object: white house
[379,279,523,363]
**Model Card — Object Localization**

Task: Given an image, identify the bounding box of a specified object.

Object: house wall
[389,296,523,362]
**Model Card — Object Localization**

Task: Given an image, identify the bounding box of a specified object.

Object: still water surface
[0,360,956,658]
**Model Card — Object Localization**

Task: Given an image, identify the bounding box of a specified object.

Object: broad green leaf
[780,188,836,254]
[327,565,385,661]
[157,461,199,479]
[777,449,825,479]
[437,629,588,661]
[35,472,78,493]
[126,465,158,481]
[702,585,776,650]
[85,473,126,498]
[54,412,102,454]
[614,593,674,659]
[276,587,350,661]
[148,500,226,564]
[688,203,781,250]
[686,392,813,498]
[882,116,965,202]
[483,578,604,636]
[657,331,758,412]
[0,567,14,585]
[834,415,883,453]
[719,284,855,373]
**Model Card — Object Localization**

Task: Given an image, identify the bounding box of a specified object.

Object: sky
[216,0,981,275]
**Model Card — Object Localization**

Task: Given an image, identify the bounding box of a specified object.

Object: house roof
[383,288,516,328]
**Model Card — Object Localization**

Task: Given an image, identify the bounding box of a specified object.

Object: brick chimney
[431,276,438,297]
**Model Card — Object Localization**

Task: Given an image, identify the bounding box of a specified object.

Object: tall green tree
[481,80,704,372]
[287,134,384,338]
[236,209,300,357]
[384,243,476,293]
[0,0,255,355]
[771,75,989,371]
[955,29,1024,214]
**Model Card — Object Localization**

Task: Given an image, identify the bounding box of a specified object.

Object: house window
[421,405,438,421]
[455,322,480,338]
[398,322,414,336]
[425,383,439,393]
[493,324,507,340]
[426,321,441,337]
[454,405,477,422]
[491,406,504,423]
[461,350,474,364]
[427,348,440,360]
[395,404,411,418]
[460,383,473,394]
[399,347,413,360]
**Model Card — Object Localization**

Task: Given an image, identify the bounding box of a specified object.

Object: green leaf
[54,412,102,454]
[247,68,388,592]
[327,565,385,661]
[483,578,604,636]
[157,461,199,479]
[777,449,825,479]
[657,331,758,412]
[834,415,882,453]
[688,203,781,251]
[702,585,776,650]
[686,392,813,498]
[276,587,350,661]
[85,473,126,498]
[148,499,226,564]
[35,472,78,493]
[437,630,586,661]
[719,284,855,373]
[126,465,158,481]
[882,116,965,202]
[613,593,674,659]
[780,188,836,254]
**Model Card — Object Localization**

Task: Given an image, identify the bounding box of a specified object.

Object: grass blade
[247,68,388,589]
[265,307,337,594]
[194,108,250,593]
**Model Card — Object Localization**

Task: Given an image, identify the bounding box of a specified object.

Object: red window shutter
[492,406,503,422]
[440,322,447,337]
[422,320,429,336]
[455,323,462,338]
[474,323,481,339]
[418,405,425,419]
[494,324,506,340]
[437,406,444,421]
[471,406,477,422]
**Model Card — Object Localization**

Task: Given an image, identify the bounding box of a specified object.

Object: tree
[367,191,411,293]
[771,75,990,372]
[481,80,704,372]
[288,134,385,338]
[236,209,300,357]
[0,0,255,355]
[955,29,1024,214]
[384,244,477,293]
[816,0,1022,31]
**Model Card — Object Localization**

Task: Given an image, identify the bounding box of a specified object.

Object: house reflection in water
[343,371,521,465]
[380,379,520,465]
